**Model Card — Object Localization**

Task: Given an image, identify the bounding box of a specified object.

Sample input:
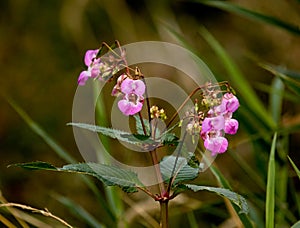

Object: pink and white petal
[128,101,143,115]
[222,93,240,113]
[84,49,99,66]
[118,99,132,116]
[120,78,134,94]
[133,80,146,96]
[204,136,228,156]
[225,118,239,135]
[211,115,225,131]
[201,118,212,133]
[78,70,91,86]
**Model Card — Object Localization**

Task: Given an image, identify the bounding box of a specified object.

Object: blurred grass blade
[93,84,125,220]
[199,150,254,227]
[55,195,105,228]
[198,27,276,130]
[260,63,300,97]
[195,0,300,35]
[6,97,76,163]
[6,97,116,222]
[269,77,284,124]
[288,156,300,181]
[266,133,277,228]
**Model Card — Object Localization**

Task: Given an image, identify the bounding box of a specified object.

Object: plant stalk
[160,200,169,228]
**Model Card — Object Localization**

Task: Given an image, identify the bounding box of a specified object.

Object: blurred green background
[1,0,300,227]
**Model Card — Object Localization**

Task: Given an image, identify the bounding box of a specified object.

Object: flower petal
[225,118,239,135]
[84,49,99,66]
[222,93,240,113]
[78,70,91,86]
[204,136,228,156]
[117,98,143,116]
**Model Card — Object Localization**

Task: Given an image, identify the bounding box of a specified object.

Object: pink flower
[200,92,239,155]
[84,49,99,66]
[222,93,239,113]
[78,70,91,86]
[201,116,225,133]
[116,78,146,116]
[203,134,228,156]
[112,74,128,96]
[225,118,239,134]
[118,94,144,116]
[120,78,145,96]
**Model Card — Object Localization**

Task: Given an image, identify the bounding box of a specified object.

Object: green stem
[160,201,169,228]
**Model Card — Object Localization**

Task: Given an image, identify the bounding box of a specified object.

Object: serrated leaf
[184,184,249,214]
[134,115,150,135]
[160,155,199,185]
[11,161,58,171]
[68,122,151,146]
[61,163,143,193]
[160,133,179,146]
[12,162,144,193]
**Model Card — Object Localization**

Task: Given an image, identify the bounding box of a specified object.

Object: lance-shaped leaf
[11,162,144,193]
[184,184,249,214]
[160,155,200,186]
[68,122,155,146]
[134,115,150,135]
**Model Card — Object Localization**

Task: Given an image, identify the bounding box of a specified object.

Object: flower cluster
[113,75,146,116]
[201,93,239,156]
[78,48,125,86]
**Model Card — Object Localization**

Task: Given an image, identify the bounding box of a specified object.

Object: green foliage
[266,133,277,228]
[160,155,200,186]
[198,27,276,130]
[288,156,300,181]
[68,122,153,145]
[184,184,249,214]
[195,0,300,35]
[13,162,144,193]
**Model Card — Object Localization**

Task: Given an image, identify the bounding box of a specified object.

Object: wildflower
[203,132,228,156]
[117,78,146,116]
[78,48,125,86]
[201,92,239,155]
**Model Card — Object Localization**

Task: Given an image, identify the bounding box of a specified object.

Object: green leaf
[260,63,300,97]
[291,220,300,228]
[5,97,116,222]
[184,184,249,214]
[202,152,254,227]
[266,133,277,228]
[195,0,300,35]
[160,133,179,146]
[134,115,150,135]
[288,156,300,181]
[12,162,144,193]
[10,161,58,171]
[269,77,284,124]
[160,155,200,186]
[68,122,153,146]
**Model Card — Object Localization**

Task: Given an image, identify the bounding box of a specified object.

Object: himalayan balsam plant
[14,41,249,227]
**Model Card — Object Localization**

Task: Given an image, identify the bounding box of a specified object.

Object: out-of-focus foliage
[1,0,300,227]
